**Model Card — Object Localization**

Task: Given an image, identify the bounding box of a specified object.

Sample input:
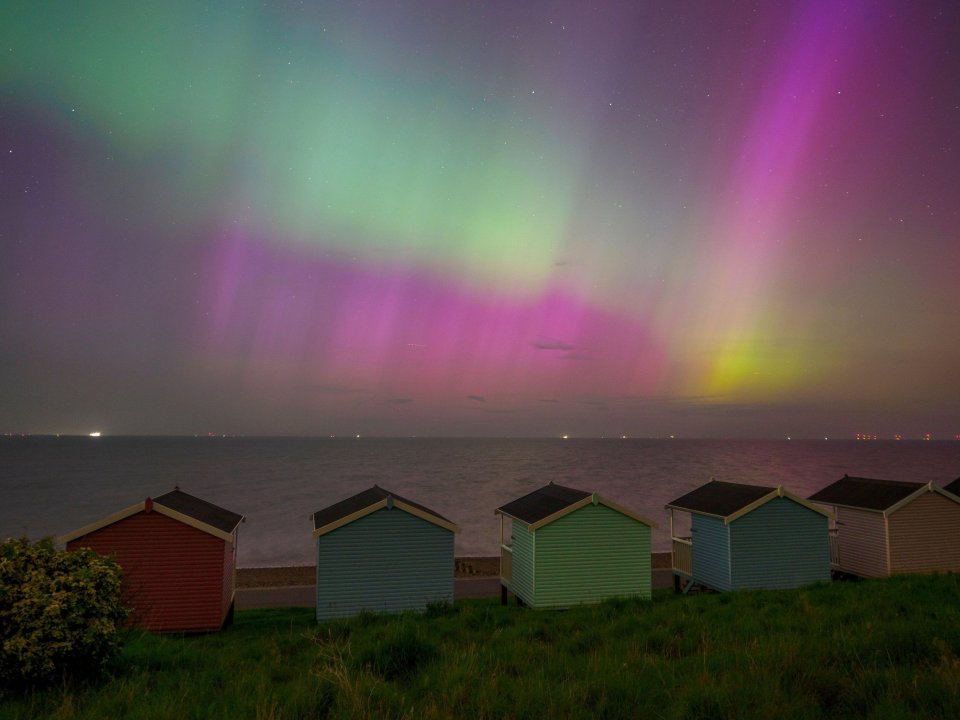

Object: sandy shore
[236,552,672,589]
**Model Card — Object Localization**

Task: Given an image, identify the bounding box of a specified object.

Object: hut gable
[667,480,773,520]
[312,486,459,620]
[60,489,242,633]
[496,482,655,530]
[887,490,960,574]
[60,488,243,544]
[312,485,458,538]
[729,496,831,590]
[496,483,591,526]
[667,480,830,523]
[534,503,652,606]
[152,489,243,536]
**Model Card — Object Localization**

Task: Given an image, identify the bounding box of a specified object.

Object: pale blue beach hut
[312,486,460,620]
[666,480,832,593]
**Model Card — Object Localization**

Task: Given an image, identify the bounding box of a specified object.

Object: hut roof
[666,480,830,523]
[808,475,925,512]
[312,485,460,537]
[496,482,591,524]
[60,488,243,544]
[809,475,960,514]
[152,489,244,534]
[496,482,657,530]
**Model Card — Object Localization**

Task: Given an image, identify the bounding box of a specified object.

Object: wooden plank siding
[221,530,237,620]
[315,507,454,620]
[531,504,651,608]
[507,520,535,605]
[67,511,229,632]
[729,497,830,590]
[834,507,889,577]
[690,514,732,591]
[888,491,960,574]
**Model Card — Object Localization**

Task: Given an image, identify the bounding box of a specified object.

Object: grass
[3,573,960,719]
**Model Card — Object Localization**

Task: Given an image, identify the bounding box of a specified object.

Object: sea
[2,437,958,568]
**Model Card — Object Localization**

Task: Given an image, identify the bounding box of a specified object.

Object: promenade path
[235,568,674,610]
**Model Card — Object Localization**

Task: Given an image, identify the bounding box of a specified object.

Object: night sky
[2,1,958,438]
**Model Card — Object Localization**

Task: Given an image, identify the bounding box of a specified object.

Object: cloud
[532,337,574,351]
[538,398,559,403]
[389,397,413,405]
[467,395,486,402]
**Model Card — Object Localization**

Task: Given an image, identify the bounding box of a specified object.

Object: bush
[0,537,128,688]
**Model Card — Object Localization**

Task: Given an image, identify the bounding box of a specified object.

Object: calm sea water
[2,437,958,567]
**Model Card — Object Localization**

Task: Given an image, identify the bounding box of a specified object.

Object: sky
[1,1,958,439]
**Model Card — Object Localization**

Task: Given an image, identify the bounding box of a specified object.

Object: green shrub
[0,537,128,688]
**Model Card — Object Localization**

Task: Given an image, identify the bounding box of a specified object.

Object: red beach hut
[60,488,243,633]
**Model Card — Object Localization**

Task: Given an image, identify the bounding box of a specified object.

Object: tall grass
[3,573,960,719]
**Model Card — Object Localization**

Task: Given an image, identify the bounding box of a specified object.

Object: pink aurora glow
[202,233,668,402]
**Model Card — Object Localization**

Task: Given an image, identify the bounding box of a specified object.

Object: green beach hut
[666,480,832,593]
[312,486,460,620]
[496,482,657,608]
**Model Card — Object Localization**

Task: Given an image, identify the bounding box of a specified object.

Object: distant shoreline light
[88,431,101,438]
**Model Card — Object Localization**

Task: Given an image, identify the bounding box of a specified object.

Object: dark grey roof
[944,478,960,497]
[312,485,454,531]
[666,480,775,517]
[153,489,243,533]
[496,482,591,524]
[808,475,924,511]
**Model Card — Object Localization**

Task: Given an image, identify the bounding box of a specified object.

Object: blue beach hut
[666,480,832,592]
[312,486,460,620]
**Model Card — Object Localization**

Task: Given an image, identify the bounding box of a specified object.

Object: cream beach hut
[809,475,960,577]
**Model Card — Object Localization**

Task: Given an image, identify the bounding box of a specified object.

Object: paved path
[236,585,314,610]
[236,569,674,610]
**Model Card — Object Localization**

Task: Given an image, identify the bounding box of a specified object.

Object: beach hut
[495,482,657,608]
[60,488,243,633]
[666,480,832,592]
[809,475,960,577]
[312,486,460,620]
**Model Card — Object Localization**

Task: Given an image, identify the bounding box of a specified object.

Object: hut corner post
[499,514,514,605]
[670,508,694,587]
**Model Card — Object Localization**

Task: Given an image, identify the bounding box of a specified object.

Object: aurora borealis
[2,1,958,438]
